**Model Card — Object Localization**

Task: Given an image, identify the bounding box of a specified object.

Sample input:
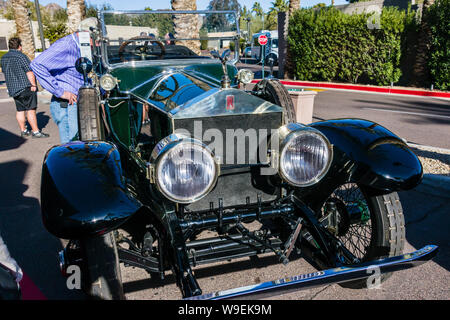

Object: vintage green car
[40,10,437,300]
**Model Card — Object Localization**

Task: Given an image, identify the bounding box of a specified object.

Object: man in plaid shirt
[1,37,49,138]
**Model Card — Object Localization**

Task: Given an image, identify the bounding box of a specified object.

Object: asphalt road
[310,89,450,149]
[238,60,450,149]
[0,89,448,300]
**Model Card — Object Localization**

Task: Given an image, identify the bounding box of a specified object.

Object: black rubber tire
[253,79,295,124]
[323,187,405,289]
[77,87,104,141]
[81,232,125,300]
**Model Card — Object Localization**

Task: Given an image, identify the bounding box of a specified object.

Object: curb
[252,80,450,99]
[407,142,450,154]
[417,174,450,199]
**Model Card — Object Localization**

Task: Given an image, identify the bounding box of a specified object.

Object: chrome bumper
[185,245,438,300]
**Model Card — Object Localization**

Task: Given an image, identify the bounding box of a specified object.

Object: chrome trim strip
[128,73,165,93]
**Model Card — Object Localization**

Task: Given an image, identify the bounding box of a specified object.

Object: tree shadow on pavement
[399,187,450,273]
[353,98,450,126]
[354,98,450,114]
[0,160,84,299]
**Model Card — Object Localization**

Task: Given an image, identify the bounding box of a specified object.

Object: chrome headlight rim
[99,74,118,91]
[151,134,220,204]
[278,125,333,187]
[237,68,254,84]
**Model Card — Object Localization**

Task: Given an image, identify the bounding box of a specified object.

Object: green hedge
[427,0,450,90]
[287,7,417,86]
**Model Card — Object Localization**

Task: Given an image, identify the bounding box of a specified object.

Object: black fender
[310,119,423,193]
[41,141,141,239]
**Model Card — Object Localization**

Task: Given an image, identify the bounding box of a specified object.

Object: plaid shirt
[0,49,32,97]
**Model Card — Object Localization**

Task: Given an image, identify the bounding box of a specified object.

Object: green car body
[39,10,426,299]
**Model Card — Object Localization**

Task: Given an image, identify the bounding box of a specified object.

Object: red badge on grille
[226,95,235,111]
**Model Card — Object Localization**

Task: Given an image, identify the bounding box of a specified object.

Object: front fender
[310,119,423,192]
[41,141,141,239]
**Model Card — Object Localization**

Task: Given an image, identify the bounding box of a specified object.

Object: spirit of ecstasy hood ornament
[210,49,231,89]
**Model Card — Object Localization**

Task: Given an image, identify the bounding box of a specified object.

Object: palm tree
[240,5,251,20]
[267,0,288,30]
[270,0,289,12]
[11,0,35,60]
[252,2,263,17]
[67,0,86,34]
[171,0,201,55]
[252,2,264,29]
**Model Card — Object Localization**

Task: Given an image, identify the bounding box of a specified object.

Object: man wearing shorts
[1,37,49,138]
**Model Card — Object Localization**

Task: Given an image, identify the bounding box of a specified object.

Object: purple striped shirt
[30,34,84,98]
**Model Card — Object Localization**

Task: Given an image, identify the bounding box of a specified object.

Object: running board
[185,245,438,300]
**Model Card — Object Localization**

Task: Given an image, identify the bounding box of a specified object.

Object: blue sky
[38,0,349,11]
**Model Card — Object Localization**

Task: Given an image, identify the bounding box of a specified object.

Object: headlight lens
[279,129,332,187]
[237,69,254,84]
[155,139,218,203]
[99,74,117,91]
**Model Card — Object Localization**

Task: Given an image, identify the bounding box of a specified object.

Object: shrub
[229,40,235,51]
[287,7,417,86]
[427,0,450,90]
[43,22,69,44]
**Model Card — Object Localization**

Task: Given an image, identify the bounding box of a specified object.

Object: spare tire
[252,79,295,124]
[77,87,105,141]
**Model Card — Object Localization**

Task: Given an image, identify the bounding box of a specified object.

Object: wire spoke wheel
[319,183,405,288]
[320,183,373,261]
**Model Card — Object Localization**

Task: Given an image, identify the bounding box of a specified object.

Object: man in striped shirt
[30,32,84,144]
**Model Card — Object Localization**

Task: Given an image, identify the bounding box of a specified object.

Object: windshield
[99,11,239,65]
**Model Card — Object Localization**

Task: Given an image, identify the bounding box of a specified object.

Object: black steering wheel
[118,36,166,61]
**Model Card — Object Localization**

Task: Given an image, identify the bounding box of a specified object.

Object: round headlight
[279,127,332,187]
[153,137,219,203]
[237,69,254,84]
[99,74,117,91]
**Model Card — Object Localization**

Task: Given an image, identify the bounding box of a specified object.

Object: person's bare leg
[26,109,39,132]
[16,111,27,132]
[142,104,148,124]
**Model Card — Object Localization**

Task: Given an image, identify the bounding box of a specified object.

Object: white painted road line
[363,107,450,120]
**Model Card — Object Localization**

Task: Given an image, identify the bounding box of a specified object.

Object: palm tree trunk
[171,0,201,55]
[411,0,435,87]
[284,0,301,79]
[67,0,86,34]
[11,0,35,60]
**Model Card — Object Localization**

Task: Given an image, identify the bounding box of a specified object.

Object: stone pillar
[289,89,317,125]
